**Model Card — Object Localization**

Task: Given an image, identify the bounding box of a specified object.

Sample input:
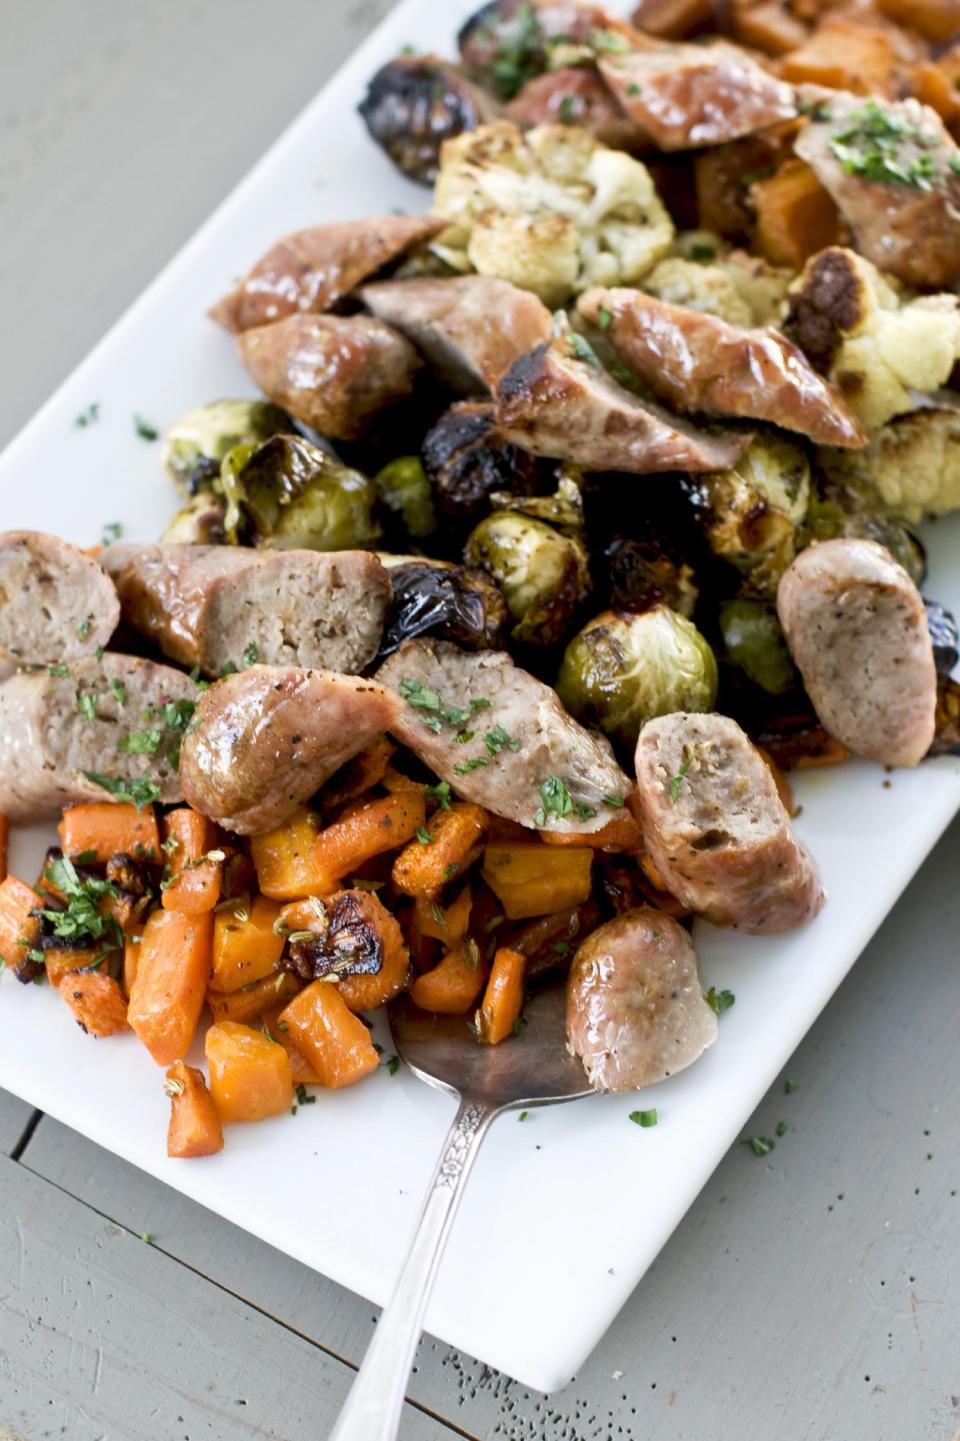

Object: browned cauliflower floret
[820,407,960,524]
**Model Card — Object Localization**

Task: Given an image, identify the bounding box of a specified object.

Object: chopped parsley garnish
[705,986,736,1015]
[219,660,239,678]
[443,862,460,881]
[82,772,163,810]
[454,756,489,775]
[48,663,70,678]
[552,940,571,957]
[484,725,520,756]
[596,306,613,331]
[100,521,122,544]
[518,1110,529,1122]
[487,1,543,99]
[575,802,597,822]
[76,617,92,639]
[512,1016,527,1036]
[243,643,260,667]
[651,930,663,943]
[629,1108,658,1128]
[73,849,98,864]
[626,82,640,97]
[601,793,624,808]
[399,677,442,711]
[110,677,128,706]
[415,826,434,846]
[76,691,98,722]
[568,333,600,366]
[828,100,947,191]
[134,414,159,441]
[784,1078,801,1094]
[386,1055,400,1076]
[117,728,163,756]
[425,780,452,810]
[775,1120,789,1137]
[742,1135,775,1157]
[454,729,475,744]
[469,698,492,713]
[74,402,99,428]
[669,755,692,804]
[558,95,576,125]
[589,27,629,52]
[295,1083,316,1107]
[535,775,573,826]
[41,855,122,951]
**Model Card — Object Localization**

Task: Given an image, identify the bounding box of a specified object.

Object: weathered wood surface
[0,1092,35,1159]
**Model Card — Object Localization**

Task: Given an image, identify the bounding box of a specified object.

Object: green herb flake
[488,1,543,99]
[75,616,93,639]
[558,95,576,125]
[705,986,736,1015]
[512,1016,527,1036]
[74,402,99,428]
[140,1233,153,1244]
[294,1083,316,1107]
[73,849,98,864]
[575,801,597,822]
[453,756,489,775]
[425,780,452,809]
[784,1077,801,1094]
[110,677,128,706]
[117,729,163,756]
[415,826,434,846]
[629,1108,658,1128]
[743,1135,775,1157]
[81,772,163,810]
[243,643,260,667]
[690,242,717,261]
[454,729,475,744]
[626,82,640,96]
[386,1054,400,1076]
[537,775,573,824]
[48,663,70,678]
[597,306,613,331]
[484,724,520,756]
[669,755,692,804]
[40,854,122,951]
[518,1110,529,1122]
[219,660,239,678]
[601,793,624,808]
[443,862,460,881]
[469,698,492,713]
[399,677,442,711]
[134,414,159,441]
[775,1120,789,1137]
[552,940,571,957]
[100,521,123,545]
[568,333,600,366]
[76,691,99,722]
[589,27,629,52]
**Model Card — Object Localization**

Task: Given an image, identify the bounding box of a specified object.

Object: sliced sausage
[361,276,552,394]
[494,336,751,474]
[0,654,197,821]
[100,543,390,679]
[577,288,867,448]
[209,215,444,333]
[376,638,631,835]
[179,666,402,835]
[777,538,937,767]
[505,68,646,151]
[0,531,120,678]
[634,711,824,933]
[236,314,421,440]
[566,909,717,1092]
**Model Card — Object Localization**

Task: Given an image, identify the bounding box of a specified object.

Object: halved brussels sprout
[488,472,585,534]
[220,434,381,551]
[162,400,289,496]
[372,456,436,540]
[161,490,228,546]
[604,532,698,619]
[683,434,811,598]
[377,558,509,658]
[718,599,796,696]
[557,606,718,750]
[422,400,557,529]
[464,509,590,647]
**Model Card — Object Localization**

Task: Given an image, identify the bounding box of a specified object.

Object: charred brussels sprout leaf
[220,434,381,551]
[557,606,718,750]
[488,473,585,535]
[926,600,959,677]
[378,559,509,658]
[464,510,590,647]
[372,456,436,539]
[161,490,228,546]
[422,400,557,530]
[162,400,289,496]
[605,532,698,619]
[719,599,796,696]
[359,54,493,186]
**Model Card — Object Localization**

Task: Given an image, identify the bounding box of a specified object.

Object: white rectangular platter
[2,0,960,1394]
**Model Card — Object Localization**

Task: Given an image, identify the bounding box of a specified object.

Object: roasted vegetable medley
[2,0,960,1159]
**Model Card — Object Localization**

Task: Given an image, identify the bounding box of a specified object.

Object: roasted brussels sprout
[926,600,959,677]
[604,531,698,619]
[800,486,927,589]
[372,457,436,540]
[930,675,960,757]
[422,400,557,529]
[718,599,796,696]
[681,434,811,598]
[162,400,289,496]
[359,54,496,185]
[219,434,380,551]
[487,472,585,534]
[378,559,509,658]
[161,490,228,546]
[464,509,590,647]
[557,606,718,750]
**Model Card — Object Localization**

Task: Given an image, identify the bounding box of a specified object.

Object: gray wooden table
[1,3,959,1437]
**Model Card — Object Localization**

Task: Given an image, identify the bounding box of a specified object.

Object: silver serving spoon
[328,984,592,1441]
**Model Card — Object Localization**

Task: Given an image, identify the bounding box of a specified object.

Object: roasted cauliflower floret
[784,246,960,433]
[432,120,674,305]
[717,249,793,327]
[820,407,960,525]
[642,257,753,326]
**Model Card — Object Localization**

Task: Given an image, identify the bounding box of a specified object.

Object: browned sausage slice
[179,666,403,835]
[566,909,717,1092]
[0,531,120,678]
[0,654,197,821]
[376,639,632,835]
[777,538,937,767]
[100,543,390,679]
[634,712,824,933]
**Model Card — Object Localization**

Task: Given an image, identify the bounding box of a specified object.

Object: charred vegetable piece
[753,713,850,772]
[800,482,927,590]
[422,400,557,529]
[359,54,498,185]
[557,605,718,751]
[926,600,959,677]
[604,531,698,618]
[378,560,509,658]
[282,889,410,1013]
[718,598,796,696]
[161,490,228,546]
[464,510,590,648]
[162,401,290,496]
[372,456,436,540]
[220,434,380,551]
[930,676,960,757]
[458,0,550,99]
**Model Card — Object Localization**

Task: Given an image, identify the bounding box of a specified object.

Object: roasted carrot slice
[312,793,426,882]
[165,1060,224,1158]
[161,808,222,915]
[409,943,487,1014]
[45,946,99,989]
[391,803,487,897]
[205,1020,293,1122]
[279,981,380,1089]
[475,948,525,1045]
[0,874,43,973]
[127,909,213,1065]
[414,886,473,945]
[122,934,141,998]
[751,159,840,271]
[260,1004,323,1085]
[481,843,593,921]
[210,894,285,994]
[58,802,160,863]
[250,807,333,900]
[61,971,129,1037]
[206,971,300,1025]
[540,808,642,852]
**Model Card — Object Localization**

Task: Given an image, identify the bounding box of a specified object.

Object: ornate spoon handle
[327,1095,495,1441]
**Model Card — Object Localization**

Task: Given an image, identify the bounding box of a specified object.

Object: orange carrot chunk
[205,1020,293,1123]
[251,808,333,900]
[122,934,141,998]
[391,803,487,897]
[409,943,488,1014]
[45,946,99,989]
[165,1060,225,1158]
[161,808,222,915]
[260,1004,323,1086]
[279,981,380,1089]
[312,793,426,882]
[206,971,301,1025]
[210,894,285,994]
[58,802,160,863]
[475,947,525,1045]
[415,886,473,944]
[61,971,129,1037]
[127,909,213,1065]
[481,843,593,920]
[0,874,43,973]
[751,159,840,271]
